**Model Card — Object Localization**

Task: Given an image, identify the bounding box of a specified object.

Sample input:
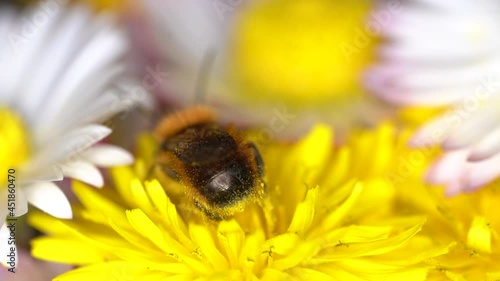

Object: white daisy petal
[0,187,28,218]
[469,126,500,161]
[24,182,72,219]
[441,108,499,150]
[426,150,469,186]
[0,3,138,226]
[25,125,110,172]
[409,115,455,148]
[60,161,104,188]
[35,17,128,127]
[82,144,134,167]
[2,6,62,106]
[60,92,124,130]
[23,166,64,183]
[367,0,500,193]
[12,188,28,218]
[57,63,126,115]
[0,6,16,38]
[463,153,500,192]
[56,125,112,162]
[21,6,92,114]
[35,66,126,140]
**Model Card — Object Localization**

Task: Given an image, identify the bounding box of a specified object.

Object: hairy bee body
[154,106,264,220]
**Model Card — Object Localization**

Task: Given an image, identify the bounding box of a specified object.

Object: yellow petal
[297,124,333,169]
[31,237,104,264]
[312,181,363,237]
[289,267,335,281]
[144,179,168,214]
[466,216,491,254]
[318,261,427,281]
[53,261,193,281]
[130,179,153,212]
[260,268,293,281]
[322,147,351,189]
[189,223,228,270]
[240,230,265,275]
[322,225,393,246]
[288,186,318,234]
[487,272,500,281]
[111,166,136,204]
[126,209,169,252]
[262,232,301,256]
[72,181,127,223]
[271,240,320,271]
[322,221,425,259]
[217,220,245,268]
[28,211,73,236]
[144,180,193,249]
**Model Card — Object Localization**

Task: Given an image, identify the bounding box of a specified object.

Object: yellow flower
[344,123,500,280]
[406,185,500,281]
[228,0,374,106]
[387,171,500,280]
[29,124,439,280]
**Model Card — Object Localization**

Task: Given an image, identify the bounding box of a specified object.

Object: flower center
[0,107,31,183]
[228,0,374,106]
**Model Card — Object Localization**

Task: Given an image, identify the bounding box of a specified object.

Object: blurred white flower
[138,0,391,140]
[364,0,500,195]
[0,2,138,232]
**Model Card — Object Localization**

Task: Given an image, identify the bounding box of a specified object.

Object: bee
[153,105,265,220]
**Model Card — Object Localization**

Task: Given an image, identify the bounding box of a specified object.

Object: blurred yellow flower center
[0,107,31,181]
[85,0,126,11]
[229,0,374,105]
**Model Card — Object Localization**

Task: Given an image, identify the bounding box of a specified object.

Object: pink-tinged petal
[443,181,464,197]
[463,153,500,192]
[425,150,469,185]
[409,115,456,148]
[82,144,134,167]
[24,182,72,219]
